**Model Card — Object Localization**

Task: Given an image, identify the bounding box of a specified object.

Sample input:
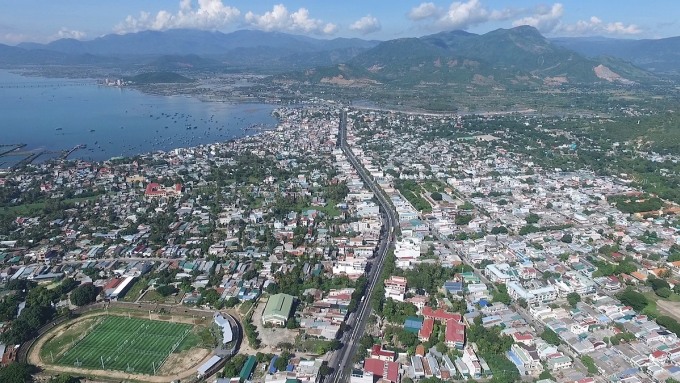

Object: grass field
[55,315,192,375]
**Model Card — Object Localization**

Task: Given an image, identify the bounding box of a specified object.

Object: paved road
[327,111,398,383]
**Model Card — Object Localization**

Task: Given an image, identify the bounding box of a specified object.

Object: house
[370,345,396,362]
[508,343,542,375]
[384,276,407,302]
[363,358,400,383]
[445,318,466,349]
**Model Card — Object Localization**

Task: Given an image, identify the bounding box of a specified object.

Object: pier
[60,144,87,160]
[11,151,45,170]
[0,144,27,157]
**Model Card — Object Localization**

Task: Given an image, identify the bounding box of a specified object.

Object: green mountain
[552,36,680,75]
[295,26,654,88]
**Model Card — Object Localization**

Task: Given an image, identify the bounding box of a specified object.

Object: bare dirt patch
[157,347,211,375]
[657,300,680,320]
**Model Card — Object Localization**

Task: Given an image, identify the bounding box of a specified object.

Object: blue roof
[478,299,489,307]
[269,356,279,374]
[286,364,294,372]
[404,316,423,331]
[618,368,639,377]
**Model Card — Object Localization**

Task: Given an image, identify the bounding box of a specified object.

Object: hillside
[299,26,655,88]
[15,29,379,58]
[552,36,680,75]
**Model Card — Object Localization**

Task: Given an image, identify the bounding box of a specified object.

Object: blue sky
[1,0,678,44]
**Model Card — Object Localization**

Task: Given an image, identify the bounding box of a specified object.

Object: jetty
[60,144,87,160]
[0,144,26,157]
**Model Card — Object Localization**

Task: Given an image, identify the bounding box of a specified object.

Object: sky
[1,0,679,45]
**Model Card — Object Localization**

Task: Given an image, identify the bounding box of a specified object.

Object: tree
[491,284,511,305]
[525,213,540,224]
[275,351,290,371]
[319,364,333,376]
[540,328,561,346]
[517,298,528,309]
[430,192,443,201]
[581,355,598,375]
[656,287,672,298]
[286,318,299,329]
[49,375,81,383]
[224,297,240,308]
[69,284,98,306]
[455,214,473,226]
[617,289,648,312]
[567,292,581,308]
[0,363,37,383]
[156,285,178,297]
[538,370,554,381]
[560,233,573,243]
[222,354,247,377]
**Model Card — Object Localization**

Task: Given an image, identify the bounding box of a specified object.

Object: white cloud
[408,2,438,21]
[1,32,32,45]
[349,15,381,35]
[512,3,642,36]
[560,16,641,36]
[512,3,563,33]
[408,0,515,30]
[54,28,86,40]
[244,4,337,35]
[115,0,240,33]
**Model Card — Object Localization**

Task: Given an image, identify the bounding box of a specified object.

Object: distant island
[126,71,194,84]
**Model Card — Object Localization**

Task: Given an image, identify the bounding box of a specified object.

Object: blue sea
[0,70,276,166]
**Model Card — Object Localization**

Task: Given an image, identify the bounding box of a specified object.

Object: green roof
[262,293,295,323]
[239,355,257,382]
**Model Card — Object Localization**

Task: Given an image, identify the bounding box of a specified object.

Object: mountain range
[2,27,679,85]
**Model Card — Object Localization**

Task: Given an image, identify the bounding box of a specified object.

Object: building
[144,182,182,198]
[370,345,396,362]
[239,355,257,382]
[214,312,234,345]
[262,293,295,326]
[445,318,466,349]
[363,358,400,383]
[384,276,407,302]
[506,281,557,304]
[484,263,518,283]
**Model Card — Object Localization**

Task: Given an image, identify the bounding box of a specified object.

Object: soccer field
[56,315,193,375]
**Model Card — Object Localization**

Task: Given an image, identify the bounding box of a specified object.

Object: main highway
[327,111,398,383]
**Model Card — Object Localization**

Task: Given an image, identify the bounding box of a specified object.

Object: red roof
[445,318,465,345]
[512,332,534,341]
[145,182,182,196]
[419,317,434,340]
[422,306,463,322]
[651,350,666,358]
[371,345,396,360]
[363,358,399,383]
[104,278,123,290]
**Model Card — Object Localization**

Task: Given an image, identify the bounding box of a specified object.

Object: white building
[484,263,519,283]
[384,276,408,302]
[507,281,557,304]
[394,237,421,259]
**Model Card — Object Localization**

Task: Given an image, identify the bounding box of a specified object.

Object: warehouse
[261,293,295,326]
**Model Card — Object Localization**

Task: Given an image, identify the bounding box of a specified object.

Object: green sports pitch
[56,315,192,375]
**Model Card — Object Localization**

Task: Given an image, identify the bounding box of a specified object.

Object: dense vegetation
[395,179,432,213]
[69,283,99,306]
[1,279,79,344]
